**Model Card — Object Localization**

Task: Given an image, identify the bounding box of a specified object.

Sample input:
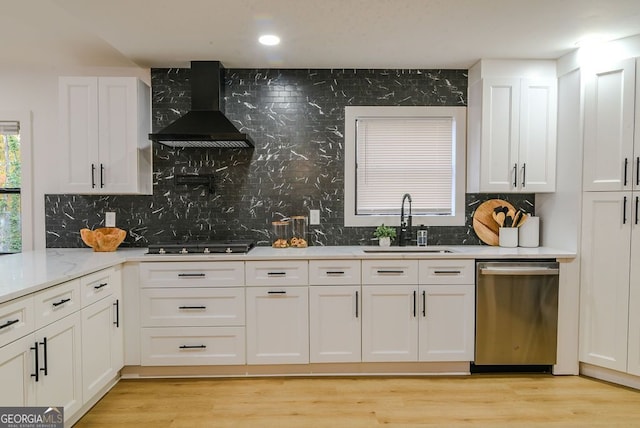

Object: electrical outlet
[105,212,116,227]
[309,209,320,225]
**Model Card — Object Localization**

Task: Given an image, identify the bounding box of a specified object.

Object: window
[0,121,21,252]
[344,106,466,227]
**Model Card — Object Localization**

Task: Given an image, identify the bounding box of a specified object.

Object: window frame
[344,106,466,227]
[0,111,33,252]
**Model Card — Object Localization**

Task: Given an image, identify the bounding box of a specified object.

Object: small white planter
[379,237,391,247]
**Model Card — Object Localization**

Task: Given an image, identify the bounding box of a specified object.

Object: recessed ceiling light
[259,34,280,46]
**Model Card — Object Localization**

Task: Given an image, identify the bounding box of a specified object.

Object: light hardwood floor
[75,374,640,427]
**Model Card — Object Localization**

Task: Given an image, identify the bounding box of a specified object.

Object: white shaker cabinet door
[418,284,474,362]
[361,285,418,362]
[245,287,309,364]
[0,334,36,407]
[583,59,636,192]
[627,193,640,376]
[579,192,631,371]
[309,285,361,363]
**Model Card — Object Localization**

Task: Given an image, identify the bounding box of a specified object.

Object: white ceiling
[5,0,640,70]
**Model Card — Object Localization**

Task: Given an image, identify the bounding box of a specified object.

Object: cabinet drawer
[245,261,309,286]
[309,260,361,285]
[362,260,419,285]
[0,295,34,346]
[139,262,245,288]
[140,288,245,327]
[419,260,475,284]
[34,279,81,329]
[80,268,114,307]
[141,326,246,366]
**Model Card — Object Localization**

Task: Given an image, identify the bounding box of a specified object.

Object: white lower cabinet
[309,285,361,363]
[362,285,418,362]
[246,286,309,364]
[0,334,36,406]
[139,262,247,366]
[35,311,83,418]
[418,284,474,361]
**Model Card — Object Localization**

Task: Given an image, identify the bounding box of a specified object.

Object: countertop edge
[0,246,576,304]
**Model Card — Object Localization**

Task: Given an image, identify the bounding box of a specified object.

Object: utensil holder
[499,227,518,248]
[519,216,540,247]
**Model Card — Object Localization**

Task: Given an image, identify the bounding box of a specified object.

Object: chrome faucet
[399,193,412,246]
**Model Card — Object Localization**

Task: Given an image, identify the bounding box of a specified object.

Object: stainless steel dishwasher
[475,261,559,366]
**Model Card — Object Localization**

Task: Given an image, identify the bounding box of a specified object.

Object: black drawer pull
[93,282,108,289]
[52,298,71,307]
[0,319,19,329]
[326,271,345,275]
[178,305,207,310]
[376,270,404,274]
[267,290,287,295]
[179,345,207,349]
[178,273,206,277]
[267,271,287,276]
[433,270,462,275]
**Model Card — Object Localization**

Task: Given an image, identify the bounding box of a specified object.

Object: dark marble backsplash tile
[45,67,533,248]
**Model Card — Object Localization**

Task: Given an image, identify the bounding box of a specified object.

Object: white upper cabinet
[59,76,152,194]
[467,60,557,193]
[583,59,637,191]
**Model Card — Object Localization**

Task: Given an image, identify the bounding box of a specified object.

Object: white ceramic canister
[518,216,540,247]
[499,227,518,248]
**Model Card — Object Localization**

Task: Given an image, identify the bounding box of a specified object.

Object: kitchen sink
[363,247,457,254]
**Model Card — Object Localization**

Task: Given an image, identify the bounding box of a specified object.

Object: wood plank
[75,375,640,427]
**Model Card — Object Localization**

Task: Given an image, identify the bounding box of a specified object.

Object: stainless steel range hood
[149,61,254,148]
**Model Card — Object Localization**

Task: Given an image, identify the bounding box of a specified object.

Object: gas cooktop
[146,240,255,255]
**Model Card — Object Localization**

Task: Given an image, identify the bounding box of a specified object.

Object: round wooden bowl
[80,227,126,252]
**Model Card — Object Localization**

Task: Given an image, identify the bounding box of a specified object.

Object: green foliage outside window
[0,133,21,252]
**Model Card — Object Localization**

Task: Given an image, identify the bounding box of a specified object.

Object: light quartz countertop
[0,245,575,304]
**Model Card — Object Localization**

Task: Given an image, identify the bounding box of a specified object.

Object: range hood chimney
[149,61,254,148]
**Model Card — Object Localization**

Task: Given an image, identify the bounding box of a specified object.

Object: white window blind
[356,117,455,215]
[0,121,19,135]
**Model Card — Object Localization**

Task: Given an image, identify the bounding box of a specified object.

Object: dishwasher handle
[479,266,559,276]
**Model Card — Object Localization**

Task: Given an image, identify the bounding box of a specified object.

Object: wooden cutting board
[472,199,515,246]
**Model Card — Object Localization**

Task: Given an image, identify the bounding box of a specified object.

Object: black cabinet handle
[94,282,108,290]
[52,298,71,307]
[113,299,120,327]
[178,273,206,277]
[30,342,39,382]
[267,290,287,295]
[624,158,629,186]
[513,163,518,188]
[100,163,105,188]
[623,196,628,224]
[422,290,426,317]
[0,319,19,329]
[355,291,359,318]
[412,290,417,317]
[178,305,207,310]
[433,270,462,275]
[179,345,206,349]
[636,196,639,225]
[376,270,404,275]
[636,157,639,187]
[326,271,345,275]
[91,163,96,188]
[521,163,526,188]
[40,337,48,376]
[267,272,287,277]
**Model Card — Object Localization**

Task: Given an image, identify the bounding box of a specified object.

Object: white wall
[0,65,149,249]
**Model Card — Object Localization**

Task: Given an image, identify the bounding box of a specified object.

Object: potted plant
[374,224,396,247]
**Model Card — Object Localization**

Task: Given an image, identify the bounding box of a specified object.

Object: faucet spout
[399,193,412,246]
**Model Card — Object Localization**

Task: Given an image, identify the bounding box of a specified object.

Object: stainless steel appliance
[475,260,559,366]
[146,240,255,255]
